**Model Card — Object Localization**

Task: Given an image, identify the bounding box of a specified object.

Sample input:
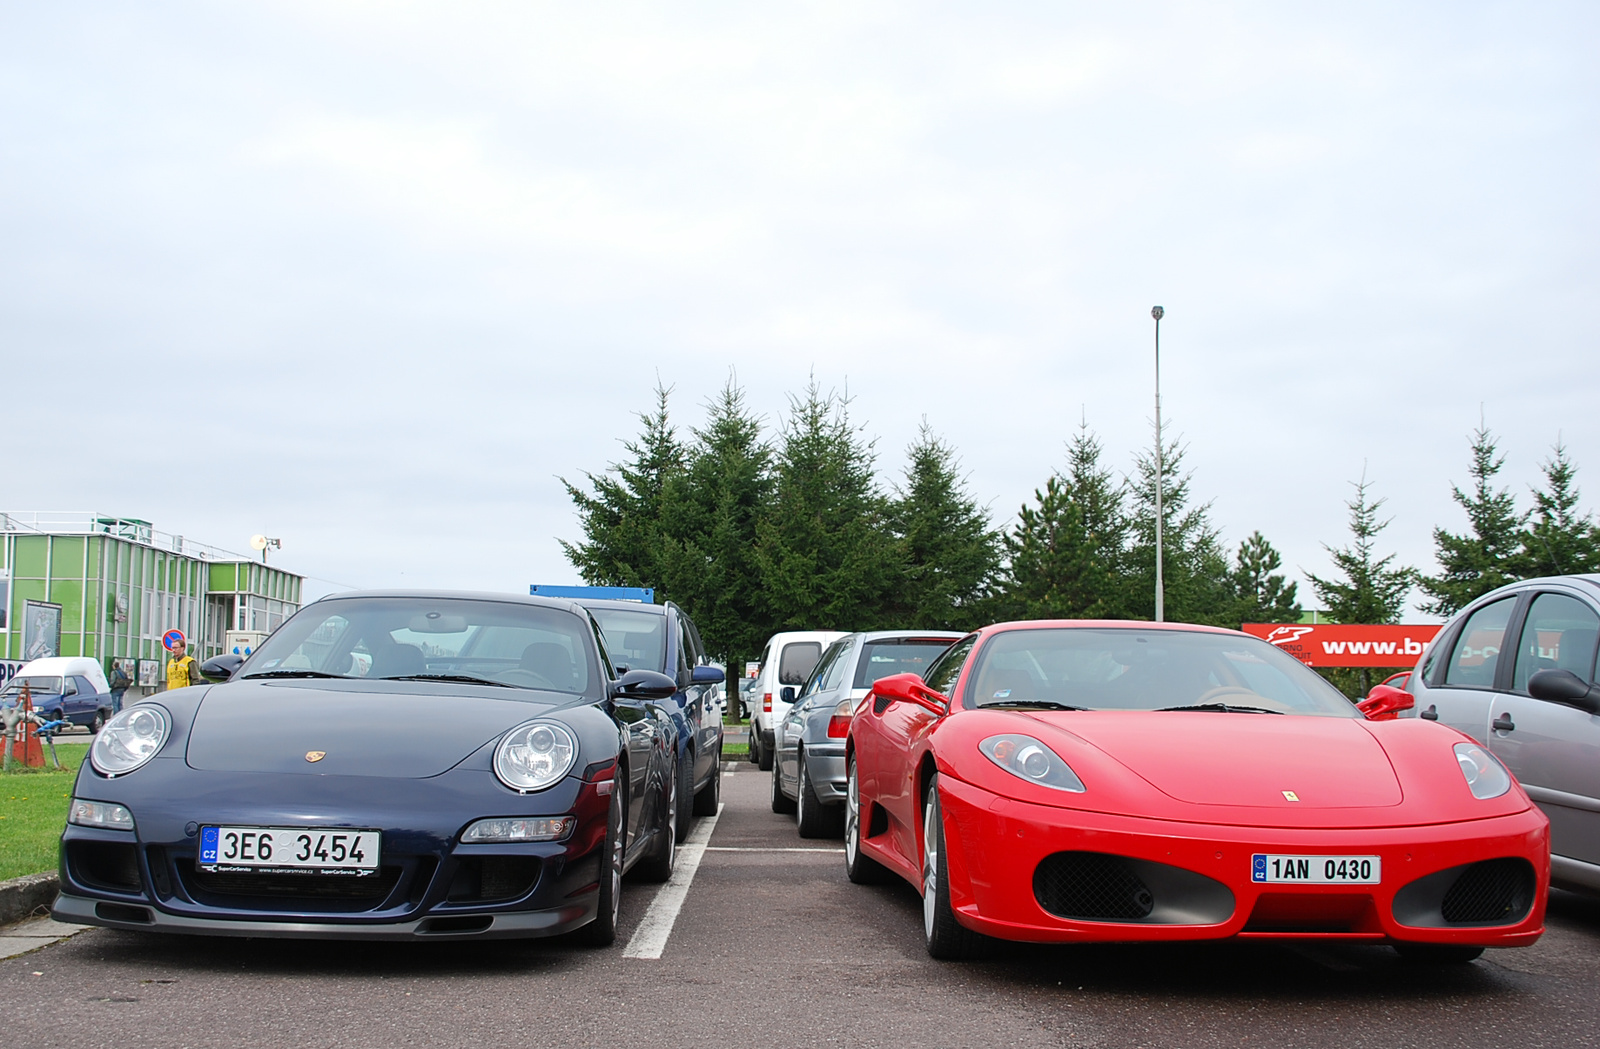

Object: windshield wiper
[1153,703,1283,714]
[979,700,1088,711]
[241,670,346,680]
[378,674,518,689]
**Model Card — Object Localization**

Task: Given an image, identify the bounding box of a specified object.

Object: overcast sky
[3,3,1596,618]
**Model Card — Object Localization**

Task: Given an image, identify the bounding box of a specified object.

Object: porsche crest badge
[305,751,327,763]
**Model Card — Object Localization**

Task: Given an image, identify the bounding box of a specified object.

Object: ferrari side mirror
[871,673,948,715]
[1357,684,1414,721]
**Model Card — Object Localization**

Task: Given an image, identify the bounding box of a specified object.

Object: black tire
[90,710,106,734]
[49,708,65,725]
[692,745,721,817]
[757,731,774,771]
[923,773,984,961]
[635,757,678,883]
[844,756,889,885]
[746,729,759,764]
[771,755,796,815]
[574,786,624,947]
[796,751,842,838]
[1394,943,1485,965]
[674,750,695,843]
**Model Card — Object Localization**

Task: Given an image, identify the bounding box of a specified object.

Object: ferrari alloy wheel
[576,786,625,946]
[674,750,695,843]
[692,745,721,817]
[796,752,841,838]
[638,757,678,882]
[771,754,796,815]
[844,757,888,885]
[922,773,983,960]
[1394,943,1485,965]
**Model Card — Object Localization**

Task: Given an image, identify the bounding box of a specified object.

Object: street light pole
[1151,306,1165,623]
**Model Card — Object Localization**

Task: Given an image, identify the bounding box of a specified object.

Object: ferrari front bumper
[937,774,1549,947]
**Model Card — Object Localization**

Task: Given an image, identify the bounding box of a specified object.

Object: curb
[0,873,58,926]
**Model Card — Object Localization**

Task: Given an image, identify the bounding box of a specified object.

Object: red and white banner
[1241,624,1442,668]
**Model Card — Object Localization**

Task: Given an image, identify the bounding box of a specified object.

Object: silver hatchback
[771,630,963,837]
[1405,574,1600,894]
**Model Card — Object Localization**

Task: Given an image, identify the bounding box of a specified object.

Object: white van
[747,630,845,770]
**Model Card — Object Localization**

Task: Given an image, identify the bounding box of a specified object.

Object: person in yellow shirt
[165,637,203,691]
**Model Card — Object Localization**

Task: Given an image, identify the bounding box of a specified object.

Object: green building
[1,513,303,695]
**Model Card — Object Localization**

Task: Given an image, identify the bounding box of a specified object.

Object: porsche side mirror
[872,672,947,715]
[780,686,796,704]
[1527,669,1600,715]
[200,653,245,684]
[1357,684,1414,721]
[691,665,725,685]
[610,669,679,702]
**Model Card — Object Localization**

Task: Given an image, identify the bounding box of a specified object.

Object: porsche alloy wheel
[844,757,887,885]
[637,758,677,882]
[576,786,625,946]
[922,773,983,960]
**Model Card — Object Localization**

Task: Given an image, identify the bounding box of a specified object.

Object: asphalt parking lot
[5,763,1600,1049]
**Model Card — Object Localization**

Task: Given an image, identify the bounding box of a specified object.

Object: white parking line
[621,803,723,960]
[704,846,843,853]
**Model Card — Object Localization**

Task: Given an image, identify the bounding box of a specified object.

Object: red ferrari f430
[844,621,1548,962]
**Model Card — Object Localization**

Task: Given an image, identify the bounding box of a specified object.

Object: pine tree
[755,380,900,631]
[1228,531,1302,627]
[1419,422,1528,616]
[1522,441,1600,576]
[1308,476,1415,626]
[656,376,775,667]
[889,422,1002,630]
[1000,424,1128,620]
[560,382,687,593]
[1123,436,1233,625]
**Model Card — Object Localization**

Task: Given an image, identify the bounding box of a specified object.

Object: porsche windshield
[240,597,597,694]
[966,628,1357,717]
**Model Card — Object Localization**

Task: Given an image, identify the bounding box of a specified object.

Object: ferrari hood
[1029,712,1403,809]
[186,679,559,778]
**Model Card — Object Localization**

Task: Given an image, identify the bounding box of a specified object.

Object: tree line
[562,379,1600,686]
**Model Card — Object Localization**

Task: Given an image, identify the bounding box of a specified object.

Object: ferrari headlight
[979,733,1085,793]
[1454,742,1511,800]
[89,705,170,778]
[494,721,578,793]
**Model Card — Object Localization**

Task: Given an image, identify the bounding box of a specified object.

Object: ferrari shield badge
[305,751,327,763]
[1281,790,1299,802]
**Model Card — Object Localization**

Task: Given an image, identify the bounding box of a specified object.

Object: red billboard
[1241,624,1443,668]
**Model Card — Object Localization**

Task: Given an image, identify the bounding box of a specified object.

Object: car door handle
[1492,712,1515,733]
[1420,705,1438,721]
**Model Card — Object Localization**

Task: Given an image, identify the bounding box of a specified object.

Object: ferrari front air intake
[1441,858,1535,924]
[1033,851,1235,925]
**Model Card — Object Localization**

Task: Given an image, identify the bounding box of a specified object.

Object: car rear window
[588,608,668,673]
[777,642,823,686]
[853,640,956,689]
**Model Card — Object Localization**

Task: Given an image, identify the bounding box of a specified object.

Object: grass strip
[0,742,87,882]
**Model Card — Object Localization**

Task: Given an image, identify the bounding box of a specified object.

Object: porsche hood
[185,680,559,779]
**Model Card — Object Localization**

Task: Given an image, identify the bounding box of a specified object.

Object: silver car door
[1493,589,1600,870]
[1417,594,1520,744]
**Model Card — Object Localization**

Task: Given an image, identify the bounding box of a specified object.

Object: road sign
[529,585,655,603]
[162,629,187,652]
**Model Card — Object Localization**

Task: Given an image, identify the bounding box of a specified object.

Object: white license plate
[1251,854,1380,884]
[199,826,381,875]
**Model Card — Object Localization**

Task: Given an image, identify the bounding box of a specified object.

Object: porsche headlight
[1454,742,1511,800]
[979,733,1085,793]
[89,705,170,778]
[494,721,578,793]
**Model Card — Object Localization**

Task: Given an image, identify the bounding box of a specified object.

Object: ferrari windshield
[240,597,598,694]
[966,628,1357,717]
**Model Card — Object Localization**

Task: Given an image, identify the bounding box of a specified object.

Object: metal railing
[0,511,259,563]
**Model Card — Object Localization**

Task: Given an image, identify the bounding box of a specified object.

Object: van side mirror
[1527,669,1600,715]
[200,654,245,683]
[871,673,947,715]
[780,686,796,704]
[1357,684,1414,721]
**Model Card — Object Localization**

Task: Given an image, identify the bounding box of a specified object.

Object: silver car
[1405,574,1600,894]
[771,630,963,837]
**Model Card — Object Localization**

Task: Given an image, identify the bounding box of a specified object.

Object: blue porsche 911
[52,591,684,944]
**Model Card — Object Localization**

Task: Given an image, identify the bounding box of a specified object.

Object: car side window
[588,615,617,680]
[1512,593,1600,693]
[62,678,78,696]
[923,635,977,697]
[1443,597,1518,689]
[73,676,96,696]
[801,639,849,698]
[822,640,854,691]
